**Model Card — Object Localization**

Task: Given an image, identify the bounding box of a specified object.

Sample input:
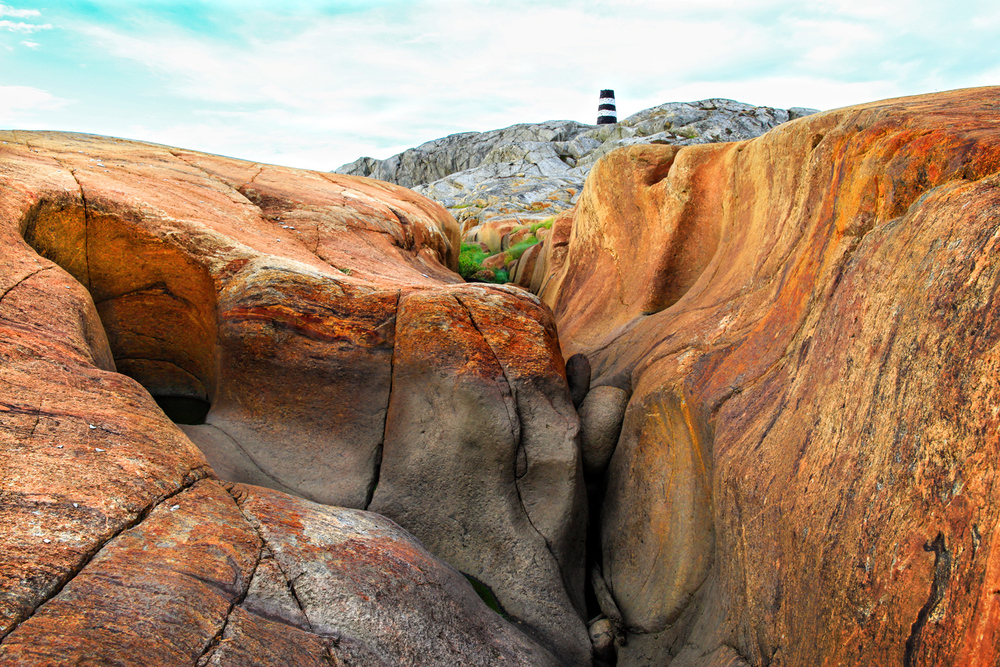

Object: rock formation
[4,85,1000,667]
[336,99,817,232]
[0,131,588,665]
[538,87,1000,665]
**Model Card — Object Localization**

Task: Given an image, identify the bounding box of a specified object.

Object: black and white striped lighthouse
[597,89,617,124]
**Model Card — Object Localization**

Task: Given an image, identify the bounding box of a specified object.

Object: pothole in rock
[21,196,219,427]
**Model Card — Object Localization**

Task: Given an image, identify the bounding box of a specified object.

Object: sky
[1,0,998,171]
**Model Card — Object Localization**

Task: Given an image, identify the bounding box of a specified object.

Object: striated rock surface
[337,99,817,231]
[539,87,1000,665]
[0,131,588,664]
[334,120,593,188]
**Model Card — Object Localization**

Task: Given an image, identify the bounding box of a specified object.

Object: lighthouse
[597,89,617,125]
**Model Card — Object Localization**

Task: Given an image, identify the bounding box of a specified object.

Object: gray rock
[416,170,583,231]
[368,285,591,666]
[789,106,820,120]
[335,120,593,188]
[236,484,564,667]
[578,385,629,477]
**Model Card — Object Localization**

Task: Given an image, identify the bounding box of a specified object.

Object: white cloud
[41,0,1000,169]
[19,39,37,48]
[0,19,50,32]
[0,4,40,19]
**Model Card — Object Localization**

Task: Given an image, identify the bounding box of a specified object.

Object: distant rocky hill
[336,99,818,230]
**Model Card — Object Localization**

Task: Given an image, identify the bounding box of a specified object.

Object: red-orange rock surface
[540,88,1000,665]
[0,132,587,664]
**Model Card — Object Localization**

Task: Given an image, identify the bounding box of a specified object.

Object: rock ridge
[536,86,1000,666]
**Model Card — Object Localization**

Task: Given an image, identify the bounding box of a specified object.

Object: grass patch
[504,236,538,263]
[463,573,507,618]
[458,228,543,284]
[458,243,489,279]
[529,217,554,234]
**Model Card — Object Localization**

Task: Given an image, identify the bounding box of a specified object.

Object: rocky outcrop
[0,132,588,664]
[335,120,593,188]
[539,87,1000,665]
[337,99,817,232]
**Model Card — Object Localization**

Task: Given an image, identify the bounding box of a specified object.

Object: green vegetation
[529,217,555,234]
[457,222,547,283]
[458,243,490,279]
[504,237,538,263]
[464,573,507,618]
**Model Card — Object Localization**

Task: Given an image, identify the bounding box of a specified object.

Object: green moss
[463,573,507,617]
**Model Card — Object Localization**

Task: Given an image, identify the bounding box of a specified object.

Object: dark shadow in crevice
[154,396,211,425]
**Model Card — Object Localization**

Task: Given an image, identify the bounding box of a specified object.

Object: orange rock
[1,480,259,665]
[480,252,508,270]
[541,87,1000,665]
[0,132,585,664]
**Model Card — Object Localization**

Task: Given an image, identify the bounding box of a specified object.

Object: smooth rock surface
[368,284,589,665]
[234,484,564,666]
[539,87,1000,665]
[0,132,587,665]
[578,385,629,477]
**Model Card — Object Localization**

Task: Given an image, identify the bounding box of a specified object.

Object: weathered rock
[464,217,528,253]
[589,618,617,663]
[368,284,590,665]
[540,88,1000,665]
[578,385,629,477]
[0,132,587,664]
[479,252,508,270]
[0,480,260,665]
[335,120,593,188]
[509,241,545,290]
[233,484,565,666]
[416,168,580,229]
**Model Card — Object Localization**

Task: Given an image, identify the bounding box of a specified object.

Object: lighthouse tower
[597,89,617,125]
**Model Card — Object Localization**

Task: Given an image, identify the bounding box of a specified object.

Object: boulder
[539,87,1000,665]
[589,618,616,663]
[578,385,630,477]
[0,478,562,666]
[0,132,588,665]
[369,284,589,665]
